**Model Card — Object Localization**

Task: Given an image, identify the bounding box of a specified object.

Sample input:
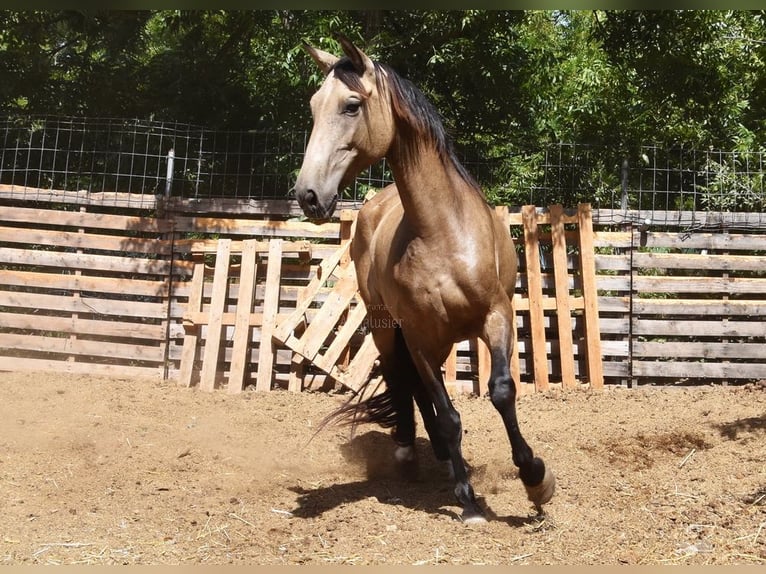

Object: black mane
[331,56,480,192]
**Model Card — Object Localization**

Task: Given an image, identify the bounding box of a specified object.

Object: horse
[293,35,555,523]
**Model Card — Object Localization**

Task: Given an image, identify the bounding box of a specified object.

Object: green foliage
[2,10,766,210]
[697,153,765,212]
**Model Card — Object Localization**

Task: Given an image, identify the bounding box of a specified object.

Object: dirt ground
[0,370,764,565]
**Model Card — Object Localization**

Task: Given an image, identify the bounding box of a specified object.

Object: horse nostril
[305,189,318,207]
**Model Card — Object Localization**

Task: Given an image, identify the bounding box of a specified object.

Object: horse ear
[302,41,339,76]
[336,34,374,76]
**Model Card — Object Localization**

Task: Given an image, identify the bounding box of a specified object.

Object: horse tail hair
[311,375,399,442]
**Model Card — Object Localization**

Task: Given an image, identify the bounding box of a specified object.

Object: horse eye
[344,101,361,116]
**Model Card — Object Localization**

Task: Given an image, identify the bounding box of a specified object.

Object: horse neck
[387,143,474,236]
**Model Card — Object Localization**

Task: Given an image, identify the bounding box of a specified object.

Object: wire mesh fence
[1,115,764,230]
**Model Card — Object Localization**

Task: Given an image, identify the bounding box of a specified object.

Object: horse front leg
[483,304,556,513]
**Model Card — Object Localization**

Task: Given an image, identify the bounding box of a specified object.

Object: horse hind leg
[382,327,451,478]
[403,340,486,523]
[484,305,556,513]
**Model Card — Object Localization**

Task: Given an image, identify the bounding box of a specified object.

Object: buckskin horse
[293,35,555,523]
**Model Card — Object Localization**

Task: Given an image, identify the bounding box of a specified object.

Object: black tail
[312,326,416,442]
[312,374,400,441]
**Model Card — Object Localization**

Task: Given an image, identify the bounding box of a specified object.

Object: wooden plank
[0,355,161,378]
[313,299,368,373]
[0,186,161,211]
[598,296,631,313]
[632,298,766,316]
[199,239,232,392]
[600,340,630,356]
[0,312,165,340]
[633,341,765,360]
[577,203,604,389]
[1,290,167,319]
[272,240,352,344]
[550,204,576,389]
[68,206,87,366]
[174,280,321,304]
[0,269,169,298]
[594,231,632,249]
[595,254,632,272]
[602,362,631,378]
[632,361,766,380]
[522,205,549,391]
[256,240,283,392]
[1,247,173,276]
[178,257,205,388]
[444,343,458,385]
[0,202,171,232]
[512,295,584,312]
[331,332,380,392]
[292,272,358,360]
[169,345,296,368]
[287,274,312,393]
[632,251,765,272]
[0,332,164,362]
[228,240,259,394]
[507,208,579,226]
[599,317,631,335]
[596,275,633,292]
[0,225,172,255]
[632,319,765,338]
[633,276,766,294]
[172,215,342,240]
[634,231,766,252]
[592,208,766,232]
[173,238,312,255]
[165,196,359,217]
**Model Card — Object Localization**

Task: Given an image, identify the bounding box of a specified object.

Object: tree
[2,10,764,208]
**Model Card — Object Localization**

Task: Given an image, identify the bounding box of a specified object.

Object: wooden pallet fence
[628,230,766,381]
[177,238,312,392]
[592,228,766,383]
[3,193,762,389]
[0,204,173,378]
[163,209,347,389]
[272,214,380,393]
[443,203,604,395]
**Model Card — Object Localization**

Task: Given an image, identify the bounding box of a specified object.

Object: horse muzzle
[295,187,338,220]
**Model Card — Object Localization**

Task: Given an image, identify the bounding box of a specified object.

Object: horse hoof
[524,464,556,508]
[461,512,488,525]
[394,445,419,481]
[394,445,416,464]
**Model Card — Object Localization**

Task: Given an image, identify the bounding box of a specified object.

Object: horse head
[294,36,395,220]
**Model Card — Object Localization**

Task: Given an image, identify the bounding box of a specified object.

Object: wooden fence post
[578,203,604,389]
[255,239,283,392]
[550,204,577,389]
[228,239,258,393]
[199,239,232,392]
[179,254,205,388]
[522,205,549,391]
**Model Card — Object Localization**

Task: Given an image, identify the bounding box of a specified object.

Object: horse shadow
[714,414,766,440]
[288,430,535,527]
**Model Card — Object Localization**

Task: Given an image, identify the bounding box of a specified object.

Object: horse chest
[386,242,480,324]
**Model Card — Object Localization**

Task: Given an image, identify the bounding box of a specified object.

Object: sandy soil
[0,370,764,565]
